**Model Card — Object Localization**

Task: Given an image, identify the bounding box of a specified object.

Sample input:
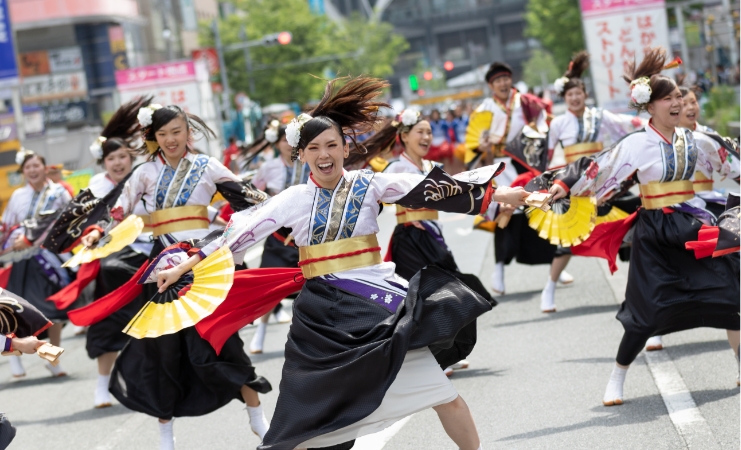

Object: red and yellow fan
[526,196,597,247]
[463,110,493,163]
[63,215,144,268]
[124,246,235,339]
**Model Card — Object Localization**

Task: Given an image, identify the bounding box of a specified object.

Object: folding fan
[595,205,629,226]
[526,196,597,247]
[463,110,493,163]
[63,215,144,268]
[123,246,235,339]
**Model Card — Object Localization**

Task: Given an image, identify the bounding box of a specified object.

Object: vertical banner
[0,0,19,87]
[581,0,671,111]
[109,25,129,71]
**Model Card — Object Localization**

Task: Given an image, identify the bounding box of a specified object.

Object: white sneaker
[249,323,267,354]
[558,271,574,285]
[540,280,556,313]
[273,308,292,324]
[490,262,505,294]
[449,360,469,370]
[247,405,270,440]
[8,355,25,378]
[645,336,663,351]
[45,362,67,377]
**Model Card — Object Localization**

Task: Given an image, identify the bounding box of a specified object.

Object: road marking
[597,259,721,449]
[353,416,413,450]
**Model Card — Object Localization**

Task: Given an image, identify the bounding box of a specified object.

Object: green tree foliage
[522,49,561,90]
[199,1,408,105]
[525,0,585,70]
[703,85,740,136]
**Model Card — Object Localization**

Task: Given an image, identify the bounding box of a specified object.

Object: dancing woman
[363,110,496,376]
[2,151,72,378]
[156,76,529,450]
[534,48,739,406]
[248,120,308,353]
[541,51,644,312]
[70,105,272,449]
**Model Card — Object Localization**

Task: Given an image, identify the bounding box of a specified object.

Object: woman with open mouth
[1,150,72,379]
[156,76,529,450]
[529,46,740,407]
[63,103,272,450]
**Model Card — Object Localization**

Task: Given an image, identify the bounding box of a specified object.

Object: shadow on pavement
[492,304,618,328]
[665,339,733,360]
[10,403,131,426]
[448,368,507,380]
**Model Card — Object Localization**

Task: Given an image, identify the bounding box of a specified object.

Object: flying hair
[96,96,153,163]
[622,47,678,112]
[344,119,398,168]
[294,76,390,160]
[560,51,590,96]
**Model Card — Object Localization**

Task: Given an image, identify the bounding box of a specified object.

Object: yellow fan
[526,196,597,247]
[463,110,493,163]
[124,246,235,339]
[595,205,629,226]
[473,214,496,233]
[63,215,144,268]
[368,156,390,173]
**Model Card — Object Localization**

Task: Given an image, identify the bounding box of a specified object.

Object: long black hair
[623,47,678,112]
[96,96,153,164]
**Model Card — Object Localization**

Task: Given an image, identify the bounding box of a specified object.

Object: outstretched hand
[493,186,529,207]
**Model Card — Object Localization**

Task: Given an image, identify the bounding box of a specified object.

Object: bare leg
[432,395,480,450]
[549,255,571,282]
[97,352,118,376]
[47,322,63,347]
[241,385,260,407]
[727,330,739,354]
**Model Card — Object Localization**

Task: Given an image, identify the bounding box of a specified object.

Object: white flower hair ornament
[136,103,163,128]
[264,120,281,144]
[630,77,652,107]
[553,76,570,95]
[89,136,107,160]
[15,148,33,166]
[400,109,420,127]
[285,113,313,148]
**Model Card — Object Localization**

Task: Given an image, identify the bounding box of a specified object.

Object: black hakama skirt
[85,247,149,359]
[260,231,299,268]
[494,212,557,265]
[619,208,740,336]
[107,240,271,420]
[259,265,493,450]
[6,256,68,322]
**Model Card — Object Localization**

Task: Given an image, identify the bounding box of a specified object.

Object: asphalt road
[1,208,738,450]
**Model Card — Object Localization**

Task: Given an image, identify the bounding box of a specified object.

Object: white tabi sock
[247,404,270,440]
[8,355,25,377]
[159,420,175,450]
[645,335,663,350]
[491,262,505,294]
[250,323,267,354]
[477,445,483,450]
[540,278,557,312]
[603,365,628,405]
[95,374,112,407]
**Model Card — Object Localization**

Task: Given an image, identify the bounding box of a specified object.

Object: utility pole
[212,19,232,121]
[240,26,255,95]
[704,13,717,83]
[673,6,690,71]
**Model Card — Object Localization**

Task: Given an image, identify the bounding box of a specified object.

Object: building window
[501,21,528,57]
[437,31,465,63]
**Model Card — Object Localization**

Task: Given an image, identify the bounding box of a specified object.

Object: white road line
[353,416,413,450]
[597,259,721,450]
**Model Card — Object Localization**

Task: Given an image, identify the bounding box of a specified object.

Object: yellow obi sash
[639,180,695,210]
[564,142,603,163]
[395,204,439,224]
[298,234,381,279]
[149,205,210,236]
[692,172,713,192]
[137,214,153,233]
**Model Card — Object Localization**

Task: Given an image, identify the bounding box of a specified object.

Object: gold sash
[298,234,381,279]
[137,214,153,233]
[639,180,695,210]
[395,204,439,224]
[149,205,209,236]
[692,172,713,193]
[564,142,603,163]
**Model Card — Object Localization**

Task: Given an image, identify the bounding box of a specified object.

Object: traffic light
[443,61,455,71]
[423,71,433,80]
[409,74,419,92]
[262,31,293,46]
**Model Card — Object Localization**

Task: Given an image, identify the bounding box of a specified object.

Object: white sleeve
[371,172,427,204]
[694,132,741,181]
[207,157,243,185]
[199,192,290,262]
[115,168,146,216]
[251,163,269,191]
